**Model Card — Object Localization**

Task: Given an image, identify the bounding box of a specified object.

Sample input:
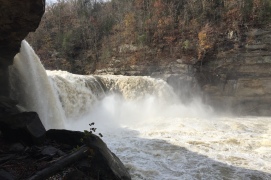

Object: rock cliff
[95,27,271,116]
[199,28,271,115]
[0,0,45,96]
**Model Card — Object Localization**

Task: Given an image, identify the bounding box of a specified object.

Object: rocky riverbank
[0,96,131,180]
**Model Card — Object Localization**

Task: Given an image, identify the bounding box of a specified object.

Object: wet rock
[0,112,46,144]
[41,146,59,157]
[0,169,15,180]
[63,169,91,180]
[41,146,66,157]
[9,143,25,152]
[84,134,131,180]
[46,129,84,146]
[0,96,19,117]
[46,129,131,180]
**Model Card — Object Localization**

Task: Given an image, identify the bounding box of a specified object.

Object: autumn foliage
[27,0,271,74]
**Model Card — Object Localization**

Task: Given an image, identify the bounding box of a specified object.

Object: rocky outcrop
[0,96,19,116]
[0,0,45,67]
[0,0,45,96]
[0,97,131,180]
[198,28,271,115]
[0,96,46,144]
[0,112,46,144]
[46,130,131,180]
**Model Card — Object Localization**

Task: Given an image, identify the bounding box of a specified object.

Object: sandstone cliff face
[0,0,45,96]
[95,27,271,116]
[200,28,271,115]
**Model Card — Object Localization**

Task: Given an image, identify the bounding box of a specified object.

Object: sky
[47,0,56,3]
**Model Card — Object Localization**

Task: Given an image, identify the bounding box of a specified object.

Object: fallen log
[28,146,89,180]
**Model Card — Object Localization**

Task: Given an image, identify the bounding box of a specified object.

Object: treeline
[27,0,271,74]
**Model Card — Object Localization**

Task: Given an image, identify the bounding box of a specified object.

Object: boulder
[46,129,131,180]
[46,129,85,146]
[83,134,131,180]
[41,146,61,157]
[0,96,20,117]
[0,112,46,144]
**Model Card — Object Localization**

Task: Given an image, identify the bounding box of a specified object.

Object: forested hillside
[27,0,271,74]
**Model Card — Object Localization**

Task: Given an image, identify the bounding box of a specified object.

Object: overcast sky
[46,0,57,4]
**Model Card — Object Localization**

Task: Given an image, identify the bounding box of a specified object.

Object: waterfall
[9,41,183,129]
[47,70,106,120]
[46,71,271,180]
[9,41,65,129]
[46,71,183,122]
[8,40,271,179]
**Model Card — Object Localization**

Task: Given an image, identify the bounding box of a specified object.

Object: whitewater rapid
[10,41,271,180]
[47,71,271,180]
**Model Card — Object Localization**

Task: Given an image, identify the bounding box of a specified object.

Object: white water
[9,41,65,129]
[10,41,271,179]
[47,72,271,180]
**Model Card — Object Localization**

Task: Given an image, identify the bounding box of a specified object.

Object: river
[9,41,271,180]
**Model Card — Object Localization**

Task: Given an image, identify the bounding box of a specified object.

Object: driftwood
[28,146,89,180]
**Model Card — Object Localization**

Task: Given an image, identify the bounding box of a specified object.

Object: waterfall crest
[95,75,177,101]
[9,41,65,129]
[47,70,106,119]
[46,70,179,121]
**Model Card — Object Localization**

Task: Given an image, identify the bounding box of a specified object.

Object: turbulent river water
[9,41,271,179]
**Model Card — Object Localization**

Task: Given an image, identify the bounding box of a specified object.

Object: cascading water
[9,41,65,129]
[47,70,106,121]
[10,41,271,179]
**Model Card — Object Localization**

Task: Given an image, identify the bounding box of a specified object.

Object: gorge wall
[198,28,271,115]
[0,0,45,96]
[95,27,271,116]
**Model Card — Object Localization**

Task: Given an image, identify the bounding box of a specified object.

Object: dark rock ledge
[0,96,131,180]
[0,0,45,96]
[0,0,45,67]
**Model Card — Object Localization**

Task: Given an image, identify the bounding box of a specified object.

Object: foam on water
[70,107,271,179]
[47,71,271,180]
